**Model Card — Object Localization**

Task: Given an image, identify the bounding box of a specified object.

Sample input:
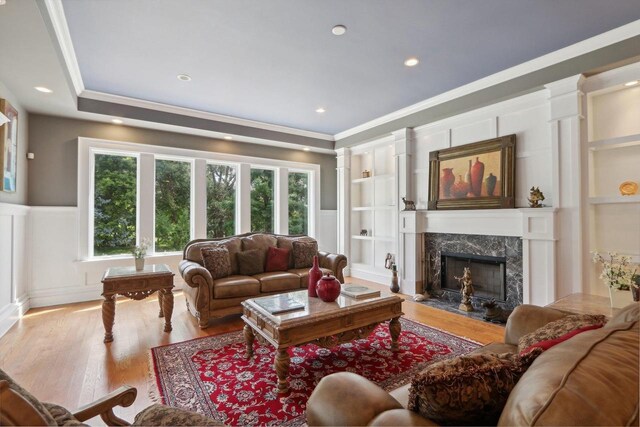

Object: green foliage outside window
[251,168,274,233]
[207,164,236,238]
[288,172,309,235]
[155,159,191,252]
[94,154,137,256]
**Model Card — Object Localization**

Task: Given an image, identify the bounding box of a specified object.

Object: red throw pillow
[265,246,290,272]
[520,324,603,355]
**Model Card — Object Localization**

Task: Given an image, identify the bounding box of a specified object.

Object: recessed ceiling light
[404,57,419,67]
[303,148,311,152]
[332,25,347,36]
[34,86,53,93]
[624,80,639,87]
[111,119,123,124]
[315,107,326,113]
[223,136,233,140]
[177,74,192,81]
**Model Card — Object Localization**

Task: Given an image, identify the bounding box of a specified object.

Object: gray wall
[0,80,28,205]
[27,114,337,209]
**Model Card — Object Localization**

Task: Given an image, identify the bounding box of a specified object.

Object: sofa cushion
[254,272,301,293]
[185,238,242,275]
[241,234,277,268]
[517,313,607,353]
[265,246,290,272]
[42,403,87,426]
[408,350,541,426]
[499,304,639,426]
[133,404,223,426]
[289,267,333,288]
[237,249,265,276]
[292,240,318,269]
[0,368,57,426]
[212,275,260,299]
[200,247,232,279]
[519,323,603,355]
[277,235,316,269]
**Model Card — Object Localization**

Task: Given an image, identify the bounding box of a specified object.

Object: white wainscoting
[0,203,30,337]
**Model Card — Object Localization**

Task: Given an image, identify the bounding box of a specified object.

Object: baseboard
[29,284,103,308]
[0,303,20,339]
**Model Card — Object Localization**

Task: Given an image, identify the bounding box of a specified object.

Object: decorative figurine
[454,267,474,312]
[390,264,400,293]
[360,229,368,236]
[384,253,394,270]
[528,187,545,208]
[482,299,512,324]
[401,197,416,211]
[362,170,371,178]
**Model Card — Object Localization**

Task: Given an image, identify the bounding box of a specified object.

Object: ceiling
[60,0,640,134]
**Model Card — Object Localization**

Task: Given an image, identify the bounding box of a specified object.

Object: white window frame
[78,137,320,261]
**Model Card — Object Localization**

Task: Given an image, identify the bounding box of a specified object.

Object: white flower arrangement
[132,238,151,259]
[592,251,638,291]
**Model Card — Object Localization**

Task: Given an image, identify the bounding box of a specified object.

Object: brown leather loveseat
[179,233,347,328]
[307,302,639,426]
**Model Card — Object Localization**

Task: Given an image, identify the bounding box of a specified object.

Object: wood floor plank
[0,277,503,424]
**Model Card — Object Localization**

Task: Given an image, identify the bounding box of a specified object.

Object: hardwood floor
[0,277,503,424]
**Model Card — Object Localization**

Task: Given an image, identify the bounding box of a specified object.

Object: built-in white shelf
[351,235,374,241]
[352,206,374,211]
[588,195,640,205]
[351,177,373,184]
[588,133,640,151]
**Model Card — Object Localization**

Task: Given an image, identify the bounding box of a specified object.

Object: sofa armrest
[179,260,213,329]
[306,372,403,426]
[504,304,568,346]
[179,260,213,288]
[318,251,348,283]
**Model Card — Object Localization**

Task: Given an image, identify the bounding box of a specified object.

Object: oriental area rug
[149,318,479,426]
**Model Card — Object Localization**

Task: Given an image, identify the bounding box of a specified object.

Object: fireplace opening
[441,252,507,302]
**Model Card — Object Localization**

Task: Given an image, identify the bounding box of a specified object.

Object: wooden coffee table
[241,290,404,393]
[101,264,175,343]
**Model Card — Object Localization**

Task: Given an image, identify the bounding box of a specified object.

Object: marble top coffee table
[241,290,404,393]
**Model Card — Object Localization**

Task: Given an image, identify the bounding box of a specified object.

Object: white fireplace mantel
[399,207,557,306]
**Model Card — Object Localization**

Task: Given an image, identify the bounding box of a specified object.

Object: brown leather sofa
[307,302,639,426]
[179,233,347,328]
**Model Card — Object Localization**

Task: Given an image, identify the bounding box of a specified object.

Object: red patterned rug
[150,318,479,426]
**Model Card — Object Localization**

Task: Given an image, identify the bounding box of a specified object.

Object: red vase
[470,156,485,197]
[316,273,341,302]
[308,256,322,298]
[441,168,455,198]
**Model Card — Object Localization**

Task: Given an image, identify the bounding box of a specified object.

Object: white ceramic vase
[608,287,634,308]
[135,257,145,271]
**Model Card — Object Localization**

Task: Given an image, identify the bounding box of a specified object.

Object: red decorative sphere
[316,273,341,302]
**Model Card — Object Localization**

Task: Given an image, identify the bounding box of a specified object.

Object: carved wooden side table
[101,264,175,343]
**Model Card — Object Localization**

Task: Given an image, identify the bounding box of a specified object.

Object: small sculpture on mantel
[401,197,416,211]
[455,267,474,312]
[528,187,545,208]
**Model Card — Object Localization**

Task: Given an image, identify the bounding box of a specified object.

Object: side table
[101,264,175,343]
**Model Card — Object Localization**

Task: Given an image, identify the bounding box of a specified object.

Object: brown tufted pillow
[292,240,318,269]
[407,349,542,426]
[200,247,232,280]
[237,249,265,276]
[517,314,607,353]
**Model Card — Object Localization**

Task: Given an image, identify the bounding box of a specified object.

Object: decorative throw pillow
[292,240,318,269]
[407,350,542,426]
[265,246,290,272]
[519,323,604,355]
[517,314,607,353]
[237,249,265,276]
[200,247,232,280]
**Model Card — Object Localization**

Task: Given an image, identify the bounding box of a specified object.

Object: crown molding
[335,19,640,141]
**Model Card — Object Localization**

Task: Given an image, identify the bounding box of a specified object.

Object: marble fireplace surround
[398,208,558,307]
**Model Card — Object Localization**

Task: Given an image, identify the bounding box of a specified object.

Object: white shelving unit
[585,78,640,295]
[349,141,397,281]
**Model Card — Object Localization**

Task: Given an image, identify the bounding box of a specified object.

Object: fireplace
[441,252,507,302]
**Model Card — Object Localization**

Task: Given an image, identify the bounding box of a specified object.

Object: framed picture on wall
[0,98,19,193]
[428,134,515,210]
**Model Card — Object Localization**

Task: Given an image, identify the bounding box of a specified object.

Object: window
[207,164,236,238]
[155,159,191,252]
[250,168,274,233]
[288,172,309,235]
[93,153,137,256]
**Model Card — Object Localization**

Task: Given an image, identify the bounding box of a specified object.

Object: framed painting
[0,98,19,193]
[428,134,515,210]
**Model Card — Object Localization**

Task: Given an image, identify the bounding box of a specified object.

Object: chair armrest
[318,251,348,283]
[369,409,441,426]
[0,380,50,426]
[179,260,213,288]
[504,304,568,346]
[306,372,403,426]
[73,386,137,426]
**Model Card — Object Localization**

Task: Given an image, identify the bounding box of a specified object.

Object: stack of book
[340,284,380,299]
